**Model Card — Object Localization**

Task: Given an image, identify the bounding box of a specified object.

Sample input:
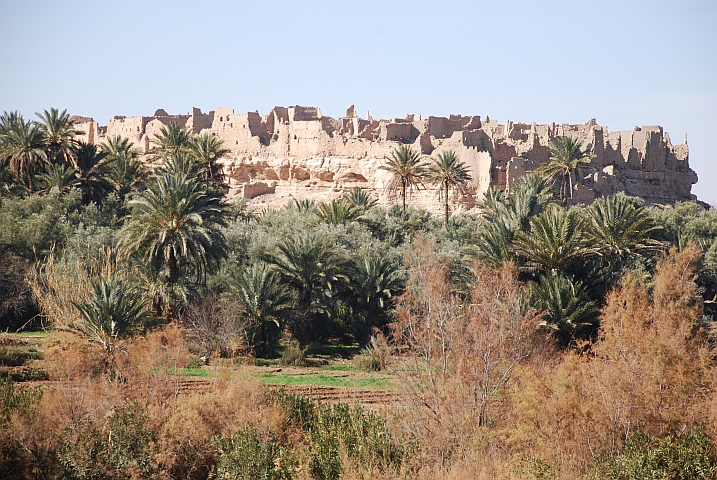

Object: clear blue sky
[1,0,715,203]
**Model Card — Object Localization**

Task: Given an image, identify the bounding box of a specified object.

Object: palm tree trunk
[26,162,34,195]
[401,177,407,214]
[168,247,178,285]
[444,180,449,228]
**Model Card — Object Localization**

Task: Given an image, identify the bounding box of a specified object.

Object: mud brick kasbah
[70,105,697,211]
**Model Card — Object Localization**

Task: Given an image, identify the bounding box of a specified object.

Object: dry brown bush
[27,247,119,329]
[2,324,289,479]
[8,243,717,479]
[390,238,544,473]
[505,244,716,477]
[182,294,246,358]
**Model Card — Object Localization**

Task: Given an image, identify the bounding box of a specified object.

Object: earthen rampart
[71,105,697,210]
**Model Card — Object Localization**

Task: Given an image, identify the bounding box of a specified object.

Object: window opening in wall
[227,116,230,121]
[219,117,223,122]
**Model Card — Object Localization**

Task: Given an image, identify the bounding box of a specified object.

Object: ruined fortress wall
[71,105,697,210]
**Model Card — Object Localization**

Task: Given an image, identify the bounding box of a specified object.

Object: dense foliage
[3,110,717,478]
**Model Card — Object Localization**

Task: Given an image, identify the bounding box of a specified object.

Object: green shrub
[355,353,381,372]
[0,374,42,426]
[210,426,294,480]
[59,401,155,480]
[0,346,42,367]
[586,429,717,480]
[515,456,557,480]
[273,391,404,479]
[0,189,81,259]
[188,356,206,368]
[280,339,307,367]
[274,390,317,431]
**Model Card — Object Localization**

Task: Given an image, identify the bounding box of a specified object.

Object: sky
[1,0,716,203]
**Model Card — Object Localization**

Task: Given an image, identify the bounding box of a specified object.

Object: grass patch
[318,364,361,372]
[254,357,280,367]
[181,367,209,377]
[164,367,210,378]
[15,330,51,337]
[259,372,391,389]
[0,346,43,367]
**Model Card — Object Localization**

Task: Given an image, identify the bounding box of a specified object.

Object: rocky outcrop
[72,106,697,211]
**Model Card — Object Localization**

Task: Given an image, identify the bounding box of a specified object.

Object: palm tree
[512,206,591,275]
[537,136,594,204]
[315,199,361,225]
[476,174,557,266]
[100,135,141,164]
[350,252,405,336]
[262,232,348,342]
[35,163,79,194]
[425,150,472,227]
[72,278,149,355]
[0,111,21,135]
[586,192,662,258]
[36,108,76,166]
[0,115,46,194]
[529,273,598,342]
[343,187,378,212]
[118,166,229,316]
[379,145,427,213]
[73,141,112,204]
[289,198,316,213]
[158,151,203,179]
[151,122,193,158]
[476,186,507,219]
[188,132,230,184]
[231,262,293,357]
[476,219,516,267]
[106,150,148,200]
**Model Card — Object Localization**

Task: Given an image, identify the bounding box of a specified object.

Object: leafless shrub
[27,247,119,329]
[182,294,246,358]
[391,238,542,469]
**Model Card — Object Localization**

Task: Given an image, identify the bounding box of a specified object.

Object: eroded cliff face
[70,105,697,211]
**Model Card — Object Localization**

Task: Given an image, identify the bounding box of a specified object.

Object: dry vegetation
[3,111,717,478]
[2,243,716,479]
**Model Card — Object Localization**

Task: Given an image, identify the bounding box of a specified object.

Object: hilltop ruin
[71,105,697,210]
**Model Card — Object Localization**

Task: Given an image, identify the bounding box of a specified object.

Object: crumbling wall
[69,104,697,209]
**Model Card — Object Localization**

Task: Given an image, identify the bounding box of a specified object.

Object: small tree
[0,114,46,194]
[35,108,77,166]
[231,262,293,357]
[425,150,472,227]
[392,239,540,462]
[151,122,193,158]
[379,145,427,213]
[537,136,594,204]
[118,164,228,317]
[72,278,150,372]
